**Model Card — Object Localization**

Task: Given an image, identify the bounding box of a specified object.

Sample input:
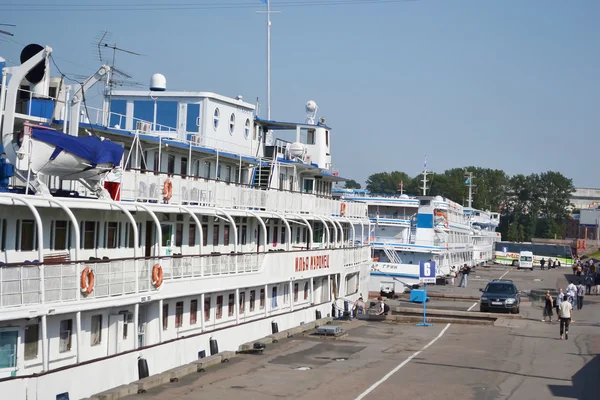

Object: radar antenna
[0,23,16,37]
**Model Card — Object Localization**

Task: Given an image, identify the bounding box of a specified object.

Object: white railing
[343,246,371,267]
[119,170,367,219]
[81,105,177,133]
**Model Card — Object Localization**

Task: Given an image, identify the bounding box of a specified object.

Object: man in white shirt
[559,296,573,340]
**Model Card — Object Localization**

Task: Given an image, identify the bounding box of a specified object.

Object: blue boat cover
[31,127,124,167]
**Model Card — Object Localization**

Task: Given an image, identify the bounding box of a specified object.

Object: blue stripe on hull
[370,271,420,279]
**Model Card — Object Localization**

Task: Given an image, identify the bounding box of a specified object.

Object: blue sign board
[502,246,508,253]
[419,261,436,283]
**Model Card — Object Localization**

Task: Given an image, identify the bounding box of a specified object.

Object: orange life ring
[163,179,173,201]
[444,221,448,228]
[80,267,95,296]
[340,203,347,216]
[152,264,163,288]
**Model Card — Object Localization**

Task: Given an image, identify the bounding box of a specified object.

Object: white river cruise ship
[0,45,371,400]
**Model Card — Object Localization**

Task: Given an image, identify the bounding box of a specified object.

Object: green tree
[344,179,362,189]
[366,171,415,194]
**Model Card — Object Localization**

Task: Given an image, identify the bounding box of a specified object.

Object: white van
[518,251,534,270]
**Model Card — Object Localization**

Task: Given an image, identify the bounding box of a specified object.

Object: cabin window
[59,319,72,353]
[204,296,211,321]
[213,108,220,130]
[162,304,169,330]
[283,284,289,304]
[260,288,265,310]
[228,293,235,317]
[167,154,175,175]
[223,225,230,246]
[294,283,299,302]
[204,161,212,179]
[175,222,183,247]
[216,295,223,319]
[244,118,250,139]
[266,226,270,245]
[240,226,247,246]
[189,224,196,246]
[16,219,36,251]
[0,219,6,251]
[271,286,278,308]
[153,152,159,174]
[325,130,329,146]
[213,224,219,246]
[281,227,286,245]
[190,300,198,325]
[217,164,222,180]
[51,220,69,251]
[239,292,245,314]
[91,315,102,346]
[304,282,309,300]
[249,290,255,312]
[180,157,188,177]
[192,159,201,177]
[81,221,98,250]
[105,222,120,249]
[273,226,278,247]
[24,324,39,361]
[126,222,142,248]
[175,301,184,328]
[229,113,235,135]
[225,165,232,182]
[0,331,18,368]
[202,224,208,246]
[303,179,314,193]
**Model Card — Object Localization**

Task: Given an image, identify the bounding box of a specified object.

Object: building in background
[570,188,600,210]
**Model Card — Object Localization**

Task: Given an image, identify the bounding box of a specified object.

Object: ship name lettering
[295,255,330,272]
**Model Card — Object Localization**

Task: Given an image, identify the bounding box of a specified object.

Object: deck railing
[0,247,369,309]
[119,170,367,219]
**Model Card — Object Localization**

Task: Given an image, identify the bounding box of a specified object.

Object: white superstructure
[464,207,501,266]
[0,44,371,400]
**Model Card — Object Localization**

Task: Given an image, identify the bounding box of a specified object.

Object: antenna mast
[465,171,475,208]
[421,156,429,196]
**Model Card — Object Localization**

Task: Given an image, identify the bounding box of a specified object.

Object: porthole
[229,113,235,135]
[213,108,220,131]
[244,118,250,139]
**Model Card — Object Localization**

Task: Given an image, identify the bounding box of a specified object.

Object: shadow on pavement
[548,354,600,399]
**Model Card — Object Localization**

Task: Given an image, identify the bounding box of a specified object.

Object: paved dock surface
[124,266,600,400]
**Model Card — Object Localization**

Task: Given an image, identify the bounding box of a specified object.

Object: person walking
[542,291,554,322]
[576,282,585,310]
[585,274,593,295]
[559,295,573,340]
[555,288,564,315]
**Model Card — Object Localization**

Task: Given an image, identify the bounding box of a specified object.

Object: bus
[493,241,575,267]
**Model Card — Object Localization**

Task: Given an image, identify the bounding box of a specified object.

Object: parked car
[479,279,520,314]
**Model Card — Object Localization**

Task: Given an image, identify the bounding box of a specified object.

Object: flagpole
[267,0,271,120]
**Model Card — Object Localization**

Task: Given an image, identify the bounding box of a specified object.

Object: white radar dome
[434,195,444,202]
[305,100,317,113]
[150,73,166,91]
[400,194,409,199]
[289,142,306,158]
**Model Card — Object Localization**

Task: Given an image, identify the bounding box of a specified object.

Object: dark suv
[479,279,520,314]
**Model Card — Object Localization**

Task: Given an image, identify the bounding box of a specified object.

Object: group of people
[543,280,588,340]
[449,264,472,288]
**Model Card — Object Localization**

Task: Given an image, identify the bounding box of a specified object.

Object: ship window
[273,226,278,246]
[225,165,232,182]
[167,154,175,175]
[180,157,188,177]
[325,130,329,146]
[213,108,220,130]
[244,118,250,139]
[59,319,72,353]
[223,225,230,246]
[229,113,235,135]
[105,222,120,249]
[91,315,102,346]
[176,222,183,247]
[126,222,142,248]
[228,293,235,317]
[304,282,309,300]
[271,286,278,308]
[204,296,211,321]
[0,219,6,251]
[212,224,220,247]
[283,284,289,304]
[202,224,208,246]
[24,324,39,361]
[0,331,17,368]
[81,221,98,250]
[189,224,196,246]
[51,220,69,251]
[162,304,169,330]
[260,288,265,310]
[293,283,299,302]
[240,226,247,245]
[190,299,198,325]
[239,291,245,314]
[281,227,286,245]
[216,295,223,319]
[16,219,36,251]
[153,152,159,174]
[249,290,255,312]
[175,301,183,328]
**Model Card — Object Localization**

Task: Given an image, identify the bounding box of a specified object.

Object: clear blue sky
[2,0,599,187]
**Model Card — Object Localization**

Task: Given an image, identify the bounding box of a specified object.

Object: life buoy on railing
[444,221,448,228]
[163,178,173,202]
[80,267,95,296]
[340,203,347,216]
[152,264,164,288]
